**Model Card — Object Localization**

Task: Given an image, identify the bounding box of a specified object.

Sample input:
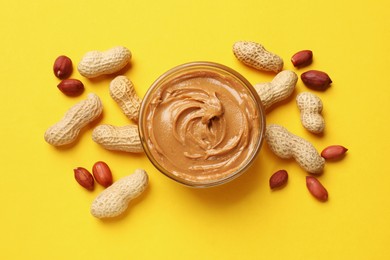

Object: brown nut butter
[139,62,265,187]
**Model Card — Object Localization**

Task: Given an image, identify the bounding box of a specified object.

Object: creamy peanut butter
[140,64,263,185]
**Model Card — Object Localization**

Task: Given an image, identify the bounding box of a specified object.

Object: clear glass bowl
[138,61,266,188]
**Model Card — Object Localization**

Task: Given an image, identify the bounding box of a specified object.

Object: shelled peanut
[92,161,113,188]
[74,161,114,191]
[269,170,288,190]
[53,55,85,97]
[53,55,73,79]
[321,145,348,160]
[57,79,84,96]
[306,176,328,202]
[301,70,332,91]
[291,50,313,68]
[74,167,95,191]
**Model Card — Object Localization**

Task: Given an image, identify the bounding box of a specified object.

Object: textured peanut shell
[233,41,283,73]
[92,124,143,153]
[296,92,325,134]
[44,93,103,146]
[91,169,148,219]
[265,124,325,174]
[254,70,297,111]
[109,76,141,122]
[77,46,131,78]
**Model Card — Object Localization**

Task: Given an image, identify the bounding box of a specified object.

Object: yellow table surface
[1,0,389,259]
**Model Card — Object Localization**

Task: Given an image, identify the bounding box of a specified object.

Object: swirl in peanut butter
[143,71,261,182]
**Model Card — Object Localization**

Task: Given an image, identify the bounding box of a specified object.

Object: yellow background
[1,0,389,259]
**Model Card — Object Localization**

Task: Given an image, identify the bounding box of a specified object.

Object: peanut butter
[140,65,263,185]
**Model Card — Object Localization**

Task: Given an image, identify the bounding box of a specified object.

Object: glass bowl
[138,61,266,188]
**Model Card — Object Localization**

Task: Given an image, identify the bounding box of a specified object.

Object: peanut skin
[233,41,283,73]
[321,145,348,160]
[44,93,103,146]
[296,92,325,134]
[77,46,131,78]
[301,70,332,91]
[109,75,141,122]
[306,176,328,202]
[265,124,325,174]
[254,70,297,111]
[91,169,148,219]
[92,124,144,153]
